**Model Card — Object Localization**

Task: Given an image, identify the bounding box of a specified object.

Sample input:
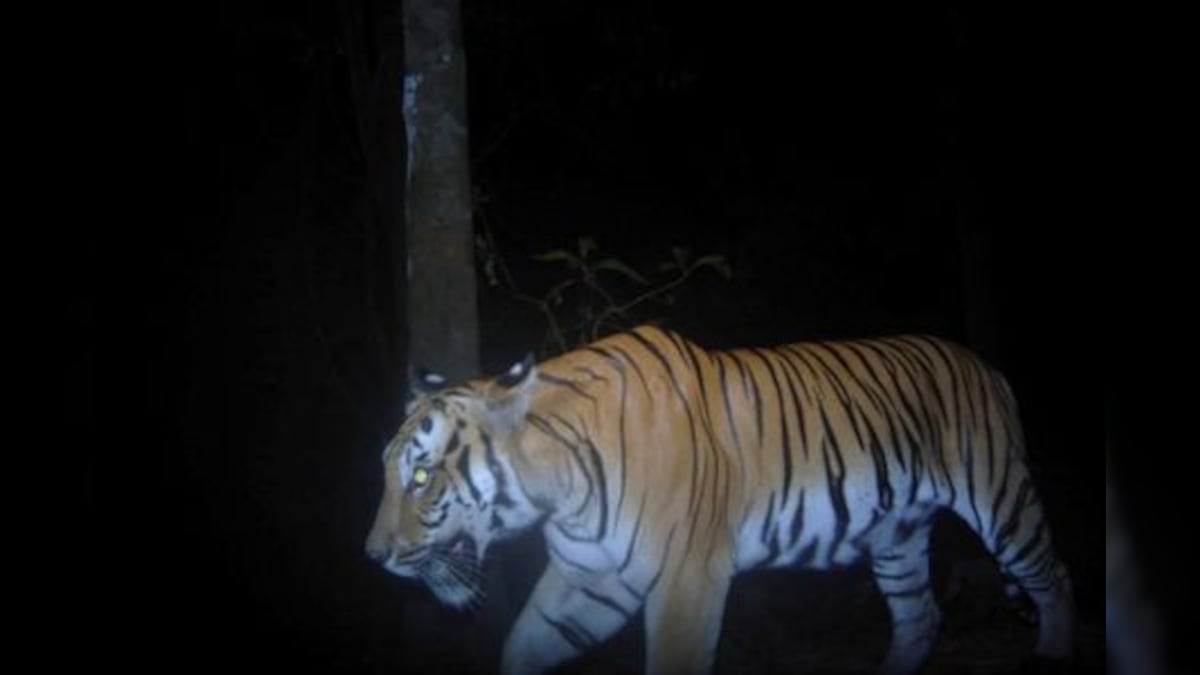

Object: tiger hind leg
[957,461,1076,661]
[869,520,941,675]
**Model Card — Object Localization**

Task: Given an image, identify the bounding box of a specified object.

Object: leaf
[534,249,580,270]
[691,254,733,279]
[544,279,577,306]
[593,258,651,285]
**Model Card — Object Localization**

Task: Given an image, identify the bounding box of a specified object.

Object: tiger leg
[870,520,941,675]
[961,461,1075,660]
[643,558,733,675]
[501,564,639,675]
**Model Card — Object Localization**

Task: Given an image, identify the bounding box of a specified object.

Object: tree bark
[402,0,479,382]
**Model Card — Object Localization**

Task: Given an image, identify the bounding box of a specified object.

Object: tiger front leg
[643,558,733,675]
[501,564,641,675]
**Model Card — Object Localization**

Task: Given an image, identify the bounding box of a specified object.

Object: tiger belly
[734,481,943,572]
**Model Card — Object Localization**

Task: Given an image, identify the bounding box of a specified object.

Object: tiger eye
[413,466,430,487]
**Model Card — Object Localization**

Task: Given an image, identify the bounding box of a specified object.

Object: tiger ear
[411,365,447,394]
[486,353,537,434]
[496,352,535,389]
[406,365,447,414]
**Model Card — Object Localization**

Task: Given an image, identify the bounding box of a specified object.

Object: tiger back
[366,325,1075,674]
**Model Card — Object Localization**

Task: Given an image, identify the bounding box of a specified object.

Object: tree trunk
[402,0,479,382]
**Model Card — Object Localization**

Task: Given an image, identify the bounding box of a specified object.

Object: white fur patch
[399,412,451,485]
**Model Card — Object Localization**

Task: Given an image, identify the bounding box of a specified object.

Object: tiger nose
[365,542,390,563]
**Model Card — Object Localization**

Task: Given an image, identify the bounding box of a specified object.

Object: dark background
[85,1,1157,672]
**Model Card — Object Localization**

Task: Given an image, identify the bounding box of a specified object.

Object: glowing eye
[412,466,430,487]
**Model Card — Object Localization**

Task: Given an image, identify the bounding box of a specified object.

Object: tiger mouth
[379,533,483,608]
[420,534,484,609]
[433,532,477,561]
[382,534,476,569]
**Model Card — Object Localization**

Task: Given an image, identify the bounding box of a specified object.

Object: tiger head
[365,356,542,608]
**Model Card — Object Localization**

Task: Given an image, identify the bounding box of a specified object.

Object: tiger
[365,325,1075,674]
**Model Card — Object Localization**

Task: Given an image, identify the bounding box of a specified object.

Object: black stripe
[994,477,1033,555]
[620,494,648,572]
[874,568,919,581]
[581,587,632,618]
[774,350,811,461]
[818,347,899,515]
[760,491,776,544]
[614,358,629,521]
[975,364,999,492]
[764,521,781,564]
[627,330,689,404]
[678,336,728,542]
[1026,547,1057,580]
[751,349,793,504]
[895,517,925,544]
[573,365,609,383]
[586,437,609,540]
[787,488,806,547]
[585,346,631,519]
[863,340,930,502]
[454,443,482,503]
[641,525,678,598]
[882,582,932,599]
[891,337,956,505]
[529,413,594,517]
[419,503,449,528]
[627,330,702,516]
[549,540,606,573]
[716,354,750,507]
[867,428,894,511]
[445,473,469,506]
[989,454,1014,539]
[844,341,910,473]
[551,412,599,524]
[669,336,723,537]
[806,343,870,454]
[796,539,818,567]
[482,433,515,508]
[1011,518,1048,566]
[736,351,764,445]
[715,354,746,459]
[932,342,984,537]
[537,372,597,404]
[821,430,850,565]
[539,610,595,652]
[599,345,653,398]
[912,340,962,498]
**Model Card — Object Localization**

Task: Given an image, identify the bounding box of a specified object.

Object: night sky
[91,1,1160,672]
